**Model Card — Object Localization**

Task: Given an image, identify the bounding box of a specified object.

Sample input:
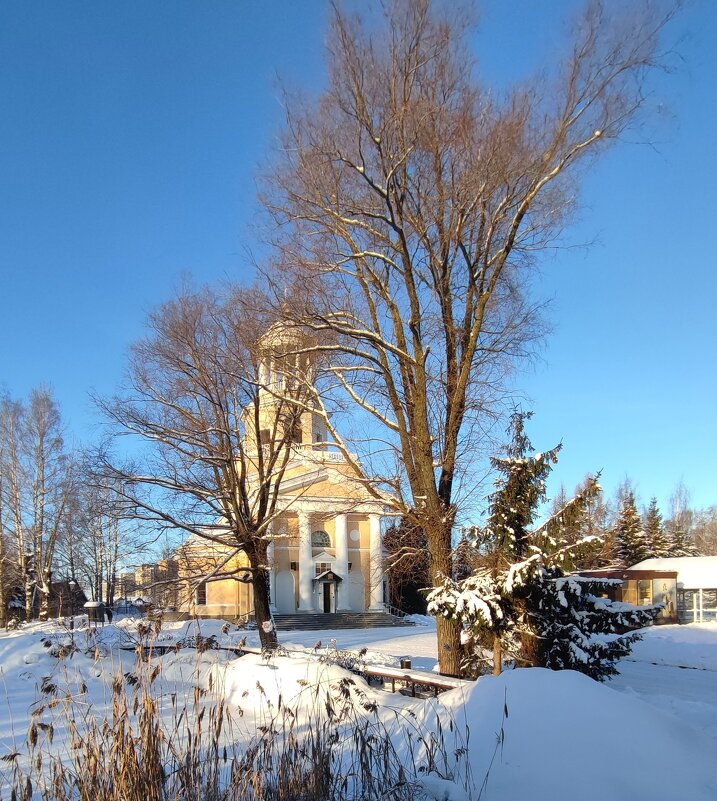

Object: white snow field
[0,617,715,800]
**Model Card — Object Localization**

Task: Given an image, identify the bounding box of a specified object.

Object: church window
[311,530,331,548]
[316,562,332,575]
[195,581,207,606]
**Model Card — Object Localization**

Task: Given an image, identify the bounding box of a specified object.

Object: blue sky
[1,1,715,516]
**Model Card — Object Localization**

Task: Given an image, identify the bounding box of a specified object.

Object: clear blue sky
[1,1,715,515]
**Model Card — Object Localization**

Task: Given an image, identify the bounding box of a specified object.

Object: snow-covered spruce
[428,413,661,680]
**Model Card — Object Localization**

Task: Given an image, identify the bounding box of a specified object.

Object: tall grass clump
[1,651,472,801]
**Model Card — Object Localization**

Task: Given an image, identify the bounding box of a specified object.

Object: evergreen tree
[453,533,478,583]
[427,413,660,680]
[666,524,698,557]
[644,497,668,558]
[526,572,659,679]
[534,477,605,572]
[613,492,650,566]
[383,519,430,614]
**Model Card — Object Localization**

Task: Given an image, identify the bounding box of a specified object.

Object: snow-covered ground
[609,624,717,743]
[0,617,715,800]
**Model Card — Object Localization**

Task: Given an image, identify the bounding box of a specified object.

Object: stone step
[272,611,414,631]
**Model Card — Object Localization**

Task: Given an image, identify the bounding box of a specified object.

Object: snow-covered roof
[628,557,717,590]
[312,570,343,582]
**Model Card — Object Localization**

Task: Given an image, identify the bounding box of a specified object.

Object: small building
[578,568,679,624]
[29,581,88,619]
[628,557,717,624]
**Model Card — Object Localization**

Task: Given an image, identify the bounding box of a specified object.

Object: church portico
[283,504,385,615]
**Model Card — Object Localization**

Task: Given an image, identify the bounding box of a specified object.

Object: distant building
[116,571,138,600]
[628,557,717,623]
[578,566,679,624]
[579,556,717,625]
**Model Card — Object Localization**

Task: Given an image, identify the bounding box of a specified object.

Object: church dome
[259,319,306,353]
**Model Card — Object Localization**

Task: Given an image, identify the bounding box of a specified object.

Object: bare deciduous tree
[97,286,315,649]
[693,506,717,556]
[262,0,678,674]
[54,472,142,607]
[0,388,75,620]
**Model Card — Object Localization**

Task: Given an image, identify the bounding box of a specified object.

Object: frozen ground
[0,617,715,800]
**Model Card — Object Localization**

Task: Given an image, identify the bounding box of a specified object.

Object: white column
[267,524,277,613]
[335,513,349,610]
[369,513,384,611]
[699,588,704,623]
[298,510,313,611]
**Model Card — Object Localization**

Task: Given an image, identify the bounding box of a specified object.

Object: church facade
[176,321,389,620]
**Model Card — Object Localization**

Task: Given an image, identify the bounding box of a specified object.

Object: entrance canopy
[313,570,343,583]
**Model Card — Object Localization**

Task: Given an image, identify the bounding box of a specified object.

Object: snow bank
[1,619,715,800]
[209,652,368,714]
[209,652,717,801]
[423,668,717,801]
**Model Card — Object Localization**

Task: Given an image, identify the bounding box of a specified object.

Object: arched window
[196,581,207,606]
[311,530,331,548]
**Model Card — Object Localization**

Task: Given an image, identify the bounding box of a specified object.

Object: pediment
[279,468,330,494]
[313,550,335,562]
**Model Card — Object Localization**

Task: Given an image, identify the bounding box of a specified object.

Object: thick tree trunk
[493,635,502,675]
[520,624,541,668]
[247,542,278,651]
[427,519,463,677]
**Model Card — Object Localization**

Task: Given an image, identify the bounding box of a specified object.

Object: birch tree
[0,389,74,620]
[54,476,138,607]
[262,0,678,675]
[0,395,29,619]
[26,389,76,620]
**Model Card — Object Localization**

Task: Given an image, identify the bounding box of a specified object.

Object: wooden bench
[119,643,178,658]
[215,644,263,656]
[363,665,471,697]
[120,642,264,659]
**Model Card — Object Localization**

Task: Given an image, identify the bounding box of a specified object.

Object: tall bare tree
[262,0,678,674]
[0,397,22,625]
[0,395,29,619]
[693,506,717,556]
[97,285,315,649]
[54,472,140,607]
[0,389,75,620]
[26,389,76,620]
